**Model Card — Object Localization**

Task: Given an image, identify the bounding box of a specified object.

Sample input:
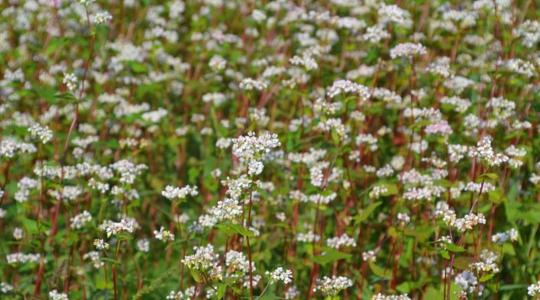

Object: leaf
[55,92,78,102]
[101,257,121,265]
[502,243,516,256]
[96,276,113,290]
[396,282,413,293]
[354,201,382,224]
[217,223,255,238]
[488,188,504,204]
[215,283,227,299]
[21,218,39,234]
[403,226,433,242]
[368,262,391,279]
[258,288,279,300]
[411,119,431,131]
[34,85,57,103]
[498,284,528,291]
[439,249,450,260]
[445,243,465,253]
[479,173,498,181]
[424,287,444,300]
[424,285,461,300]
[381,183,398,196]
[522,209,540,224]
[190,269,204,283]
[479,273,495,282]
[454,257,472,270]
[312,248,352,265]
[387,226,399,238]
[129,61,147,73]
[505,200,520,223]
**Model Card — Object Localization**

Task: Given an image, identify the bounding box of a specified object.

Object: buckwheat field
[1,0,540,299]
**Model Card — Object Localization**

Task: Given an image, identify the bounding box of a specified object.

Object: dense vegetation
[1,0,540,299]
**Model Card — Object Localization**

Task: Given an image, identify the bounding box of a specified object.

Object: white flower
[297,231,320,243]
[290,53,318,70]
[209,55,227,71]
[70,211,92,229]
[314,276,353,296]
[378,4,411,27]
[514,20,540,47]
[62,73,78,92]
[28,124,53,143]
[83,251,103,268]
[267,267,293,285]
[0,282,13,293]
[248,160,264,176]
[397,213,410,225]
[12,227,23,240]
[231,132,280,176]
[93,239,109,250]
[226,250,250,274]
[92,11,112,24]
[182,244,222,281]
[390,43,427,59]
[327,79,370,100]
[528,280,540,296]
[49,289,69,300]
[470,250,500,274]
[372,293,411,300]
[154,226,175,242]
[326,234,356,249]
[0,138,37,158]
[239,78,268,91]
[492,228,519,244]
[6,253,41,265]
[455,271,479,295]
[137,239,150,252]
[362,250,377,262]
[162,185,198,200]
[99,217,139,237]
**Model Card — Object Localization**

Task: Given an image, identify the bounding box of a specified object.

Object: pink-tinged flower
[425,120,453,135]
[44,0,61,7]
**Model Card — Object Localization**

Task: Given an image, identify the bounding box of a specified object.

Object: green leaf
[445,243,465,253]
[502,243,516,256]
[396,282,413,293]
[498,284,528,291]
[479,273,495,282]
[217,223,255,237]
[403,226,433,242]
[479,173,498,181]
[368,262,391,279]
[312,248,352,265]
[411,119,431,131]
[21,218,39,234]
[46,37,67,55]
[96,276,114,290]
[101,257,121,265]
[34,85,57,103]
[354,201,382,224]
[129,61,147,73]
[215,283,227,299]
[488,188,504,204]
[55,92,78,102]
[190,269,204,283]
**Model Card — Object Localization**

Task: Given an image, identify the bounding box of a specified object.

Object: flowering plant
[0,0,539,299]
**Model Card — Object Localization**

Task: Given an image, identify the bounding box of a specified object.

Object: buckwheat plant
[0,0,539,299]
